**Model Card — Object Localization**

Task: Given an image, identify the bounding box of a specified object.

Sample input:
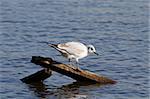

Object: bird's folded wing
[58,42,87,56]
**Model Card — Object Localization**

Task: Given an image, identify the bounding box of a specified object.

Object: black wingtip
[48,44,58,48]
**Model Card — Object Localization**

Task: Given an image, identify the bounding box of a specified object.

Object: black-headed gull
[48,41,98,68]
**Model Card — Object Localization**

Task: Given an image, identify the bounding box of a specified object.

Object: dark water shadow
[27,81,52,98]
[27,81,109,99]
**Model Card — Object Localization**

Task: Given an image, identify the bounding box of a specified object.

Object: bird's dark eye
[88,47,93,50]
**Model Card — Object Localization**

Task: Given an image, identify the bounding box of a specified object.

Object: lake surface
[0,0,149,99]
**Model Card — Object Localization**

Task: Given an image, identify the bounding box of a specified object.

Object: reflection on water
[27,81,104,99]
[28,82,50,98]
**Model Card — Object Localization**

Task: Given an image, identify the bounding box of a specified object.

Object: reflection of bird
[48,41,98,69]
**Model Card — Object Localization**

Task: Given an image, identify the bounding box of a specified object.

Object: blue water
[0,0,149,99]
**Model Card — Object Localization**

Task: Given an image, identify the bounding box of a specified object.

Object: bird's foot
[75,67,81,71]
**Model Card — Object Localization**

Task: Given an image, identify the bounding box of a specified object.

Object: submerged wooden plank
[21,69,52,83]
[31,56,116,84]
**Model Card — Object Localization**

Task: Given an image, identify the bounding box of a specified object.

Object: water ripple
[0,0,149,99]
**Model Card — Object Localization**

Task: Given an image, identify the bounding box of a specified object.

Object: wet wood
[21,69,52,83]
[30,56,116,84]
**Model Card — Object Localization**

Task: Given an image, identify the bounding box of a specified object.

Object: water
[0,0,149,99]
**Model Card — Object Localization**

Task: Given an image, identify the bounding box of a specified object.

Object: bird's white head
[87,45,98,55]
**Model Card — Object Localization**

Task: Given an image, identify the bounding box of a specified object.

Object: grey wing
[49,44,72,57]
[57,42,87,57]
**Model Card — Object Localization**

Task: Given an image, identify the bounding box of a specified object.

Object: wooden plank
[31,56,116,84]
[21,69,52,83]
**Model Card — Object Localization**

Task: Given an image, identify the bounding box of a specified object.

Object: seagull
[48,41,98,69]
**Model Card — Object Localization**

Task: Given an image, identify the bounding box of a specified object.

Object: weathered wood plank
[21,69,52,83]
[31,56,116,84]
